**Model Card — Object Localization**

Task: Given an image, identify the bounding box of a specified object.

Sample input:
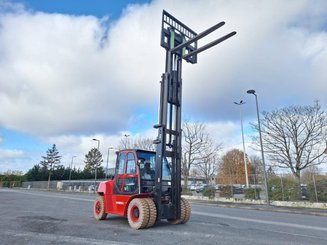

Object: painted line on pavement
[192,211,327,232]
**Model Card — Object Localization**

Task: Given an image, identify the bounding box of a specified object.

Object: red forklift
[93,10,236,229]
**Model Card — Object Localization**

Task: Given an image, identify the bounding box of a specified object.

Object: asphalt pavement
[188,199,327,217]
[1,188,327,245]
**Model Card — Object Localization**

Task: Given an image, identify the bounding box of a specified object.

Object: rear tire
[181,198,191,224]
[127,198,150,229]
[144,198,157,228]
[167,197,191,224]
[93,195,107,220]
[167,197,186,225]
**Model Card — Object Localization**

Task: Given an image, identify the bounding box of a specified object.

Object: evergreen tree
[40,144,62,189]
[84,148,103,179]
[25,165,44,181]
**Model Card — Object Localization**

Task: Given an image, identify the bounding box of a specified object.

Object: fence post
[280,175,285,201]
[312,174,318,202]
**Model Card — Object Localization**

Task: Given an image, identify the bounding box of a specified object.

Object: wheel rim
[130,205,140,223]
[95,200,102,215]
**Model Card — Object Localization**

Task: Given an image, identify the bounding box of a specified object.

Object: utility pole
[106,147,114,179]
[69,155,77,181]
[234,100,249,188]
[92,138,100,193]
[247,89,269,205]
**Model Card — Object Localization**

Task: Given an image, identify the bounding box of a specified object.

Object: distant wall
[22,181,58,189]
[22,180,104,192]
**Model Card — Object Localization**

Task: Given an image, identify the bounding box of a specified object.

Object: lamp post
[247,89,269,205]
[234,100,249,188]
[92,138,100,193]
[106,147,114,179]
[69,156,77,181]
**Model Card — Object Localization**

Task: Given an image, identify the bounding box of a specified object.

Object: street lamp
[123,134,130,149]
[247,89,270,205]
[234,100,249,188]
[69,156,77,181]
[92,138,100,193]
[93,138,100,150]
[106,147,114,179]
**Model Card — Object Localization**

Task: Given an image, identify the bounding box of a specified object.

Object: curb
[184,197,327,217]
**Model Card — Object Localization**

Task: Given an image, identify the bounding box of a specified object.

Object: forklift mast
[153,10,236,221]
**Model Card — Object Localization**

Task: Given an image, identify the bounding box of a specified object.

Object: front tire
[93,195,107,220]
[144,198,157,228]
[127,198,150,229]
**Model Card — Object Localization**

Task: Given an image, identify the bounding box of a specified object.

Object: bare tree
[251,101,327,181]
[195,140,221,184]
[182,122,207,189]
[301,165,320,184]
[132,137,155,151]
[249,155,263,185]
[119,135,132,149]
[182,121,222,189]
[118,136,155,151]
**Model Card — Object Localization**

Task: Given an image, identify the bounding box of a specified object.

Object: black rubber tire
[167,198,186,225]
[181,198,191,224]
[144,198,157,228]
[93,195,107,220]
[127,198,150,229]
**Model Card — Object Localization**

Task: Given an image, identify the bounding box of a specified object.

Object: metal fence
[21,180,105,192]
[19,172,327,203]
[192,172,327,203]
[22,181,58,190]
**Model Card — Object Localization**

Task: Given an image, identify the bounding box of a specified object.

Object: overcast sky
[0,0,326,173]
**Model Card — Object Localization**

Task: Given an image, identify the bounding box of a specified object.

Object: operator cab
[137,150,171,194]
[113,149,171,196]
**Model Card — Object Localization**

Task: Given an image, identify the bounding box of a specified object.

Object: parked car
[301,184,309,200]
[233,186,244,194]
[189,184,197,191]
[195,184,207,193]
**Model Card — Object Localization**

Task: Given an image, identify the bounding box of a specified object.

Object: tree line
[23,144,107,189]
[2,101,326,199]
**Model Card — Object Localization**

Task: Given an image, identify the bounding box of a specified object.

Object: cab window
[126,153,136,174]
[136,151,171,180]
[117,153,125,174]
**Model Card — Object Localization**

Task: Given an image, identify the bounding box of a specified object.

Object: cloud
[0,3,159,137]
[180,0,327,120]
[0,0,327,172]
[0,148,25,159]
[0,0,327,138]
[0,0,24,13]
[0,148,28,172]
[43,129,157,171]
[40,120,245,171]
